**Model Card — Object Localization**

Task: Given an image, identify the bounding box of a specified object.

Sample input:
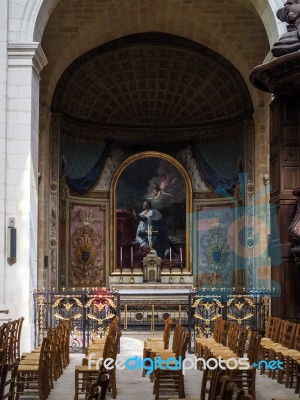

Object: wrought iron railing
[33,288,120,351]
[190,288,271,352]
[33,288,270,353]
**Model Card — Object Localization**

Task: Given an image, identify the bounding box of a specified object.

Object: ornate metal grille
[33,288,120,351]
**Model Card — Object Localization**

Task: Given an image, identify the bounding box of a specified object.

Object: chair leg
[74,369,79,400]
[154,369,159,400]
[179,373,185,398]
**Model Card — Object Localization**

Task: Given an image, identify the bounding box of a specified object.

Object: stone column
[5,42,47,350]
[252,104,272,290]
[38,105,51,289]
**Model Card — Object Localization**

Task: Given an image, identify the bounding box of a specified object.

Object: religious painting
[68,202,105,287]
[111,152,192,274]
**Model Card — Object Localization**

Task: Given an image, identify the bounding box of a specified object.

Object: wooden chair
[228,331,261,400]
[153,328,190,400]
[214,374,236,400]
[142,316,173,377]
[267,320,296,381]
[0,360,19,400]
[275,322,300,388]
[147,324,183,381]
[84,368,110,400]
[259,317,282,374]
[14,337,50,400]
[196,317,222,360]
[201,368,235,400]
[13,317,24,362]
[210,324,248,359]
[74,330,121,400]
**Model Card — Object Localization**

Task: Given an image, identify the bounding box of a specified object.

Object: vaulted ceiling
[52,33,252,127]
[40,0,270,113]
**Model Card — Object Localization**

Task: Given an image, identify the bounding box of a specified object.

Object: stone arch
[18,0,283,46]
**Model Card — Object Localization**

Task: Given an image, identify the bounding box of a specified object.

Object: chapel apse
[49,32,253,289]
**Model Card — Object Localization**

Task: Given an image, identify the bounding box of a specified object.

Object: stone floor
[45,332,300,400]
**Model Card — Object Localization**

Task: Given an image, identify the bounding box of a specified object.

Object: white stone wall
[4,42,46,350]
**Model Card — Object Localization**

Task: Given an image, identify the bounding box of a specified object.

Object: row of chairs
[14,319,72,399]
[142,318,191,399]
[0,317,24,364]
[259,316,300,395]
[0,317,24,400]
[74,317,121,400]
[196,317,261,400]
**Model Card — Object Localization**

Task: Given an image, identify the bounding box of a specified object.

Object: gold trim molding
[110,151,193,275]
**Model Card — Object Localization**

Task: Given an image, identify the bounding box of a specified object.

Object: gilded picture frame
[110,151,192,275]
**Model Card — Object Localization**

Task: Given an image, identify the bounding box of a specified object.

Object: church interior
[2,0,300,399]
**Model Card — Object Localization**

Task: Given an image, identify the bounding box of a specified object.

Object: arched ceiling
[39,0,270,111]
[52,33,252,127]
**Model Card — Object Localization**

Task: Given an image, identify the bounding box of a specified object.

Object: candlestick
[179,247,184,283]
[130,260,135,283]
[179,259,184,283]
[168,252,173,284]
[119,260,123,283]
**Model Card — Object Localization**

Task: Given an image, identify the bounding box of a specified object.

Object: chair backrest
[293,323,300,350]
[85,370,110,400]
[219,320,232,346]
[270,317,282,342]
[178,329,190,360]
[281,320,296,348]
[247,331,262,364]
[209,370,234,400]
[235,326,248,357]
[0,360,19,400]
[228,325,248,357]
[218,319,232,346]
[213,317,222,342]
[227,323,239,351]
[173,327,189,359]
[163,316,173,349]
[14,316,24,361]
[265,316,279,339]
[172,324,182,353]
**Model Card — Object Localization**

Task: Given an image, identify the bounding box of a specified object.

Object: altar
[111,284,194,331]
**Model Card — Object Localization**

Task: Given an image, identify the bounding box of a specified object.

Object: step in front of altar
[111,283,193,293]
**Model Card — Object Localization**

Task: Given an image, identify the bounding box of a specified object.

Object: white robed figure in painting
[133,200,170,258]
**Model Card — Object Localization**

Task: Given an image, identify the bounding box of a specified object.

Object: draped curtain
[65,143,110,194]
[192,143,239,196]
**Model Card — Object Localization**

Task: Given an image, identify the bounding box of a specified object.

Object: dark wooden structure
[269,95,300,319]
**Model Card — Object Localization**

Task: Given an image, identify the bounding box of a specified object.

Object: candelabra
[130,261,135,283]
[119,261,124,283]
[168,260,173,283]
[179,260,184,283]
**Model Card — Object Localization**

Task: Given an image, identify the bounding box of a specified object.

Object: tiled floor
[46,332,300,400]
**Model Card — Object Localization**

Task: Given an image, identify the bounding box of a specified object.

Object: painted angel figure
[148,174,177,199]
